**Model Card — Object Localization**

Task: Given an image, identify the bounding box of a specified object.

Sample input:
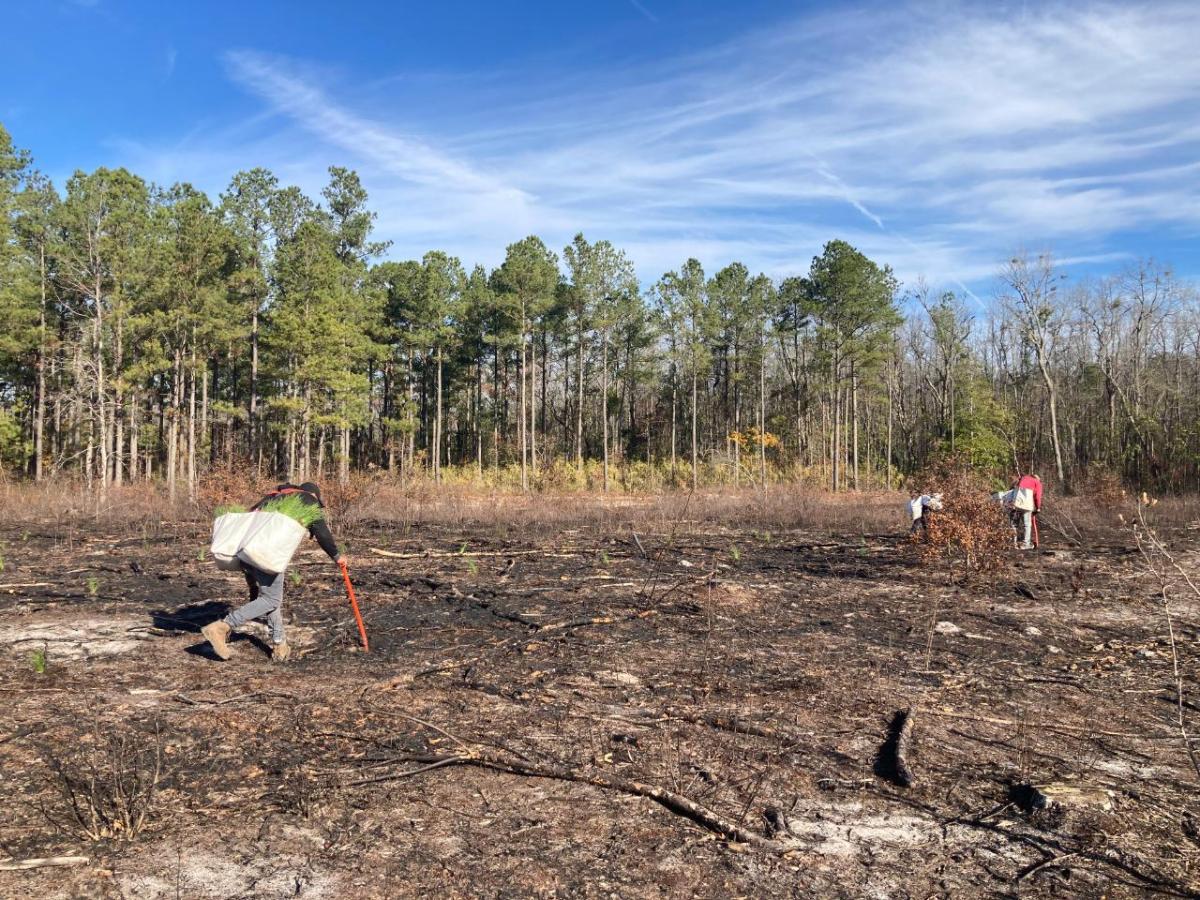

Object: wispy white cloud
[117,2,1200,291]
[628,0,658,24]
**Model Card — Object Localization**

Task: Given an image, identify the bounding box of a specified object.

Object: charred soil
[0,514,1198,898]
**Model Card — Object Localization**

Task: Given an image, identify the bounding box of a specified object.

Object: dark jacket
[252,483,340,561]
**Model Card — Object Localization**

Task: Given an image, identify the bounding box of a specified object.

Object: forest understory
[0,495,1198,899]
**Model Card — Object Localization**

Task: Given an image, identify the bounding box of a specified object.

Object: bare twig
[1132,507,1200,783]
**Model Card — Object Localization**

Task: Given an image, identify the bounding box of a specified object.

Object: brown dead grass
[1,475,1196,545]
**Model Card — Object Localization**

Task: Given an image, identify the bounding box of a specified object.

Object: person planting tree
[201,481,345,662]
[1012,472,1043,550]
[907,491,943,540]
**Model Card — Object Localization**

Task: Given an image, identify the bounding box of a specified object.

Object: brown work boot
[271,641,291,662]
[201,621,233,660]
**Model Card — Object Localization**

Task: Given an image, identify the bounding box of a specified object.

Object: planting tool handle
[340,560,370,652]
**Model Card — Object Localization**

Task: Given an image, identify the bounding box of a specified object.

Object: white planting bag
[236,511,308,575]
[1013,486,1036,511]
[211,512,256,572]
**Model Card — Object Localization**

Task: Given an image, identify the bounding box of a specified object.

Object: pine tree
[493,236,559,490]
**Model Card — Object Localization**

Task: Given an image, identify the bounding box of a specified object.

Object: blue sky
[3,0,1198,296]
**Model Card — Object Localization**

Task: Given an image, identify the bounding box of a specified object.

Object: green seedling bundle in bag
[209,492,323,575]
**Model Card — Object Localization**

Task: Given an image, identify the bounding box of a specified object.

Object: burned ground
[0,510,1198,898]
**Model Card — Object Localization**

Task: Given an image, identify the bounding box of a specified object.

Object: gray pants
[224,563,286,644]
[1019,510,1033,547]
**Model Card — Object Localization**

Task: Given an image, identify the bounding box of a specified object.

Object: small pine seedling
[86,576,99,597]
[289,570,302,587]
[599,550,610,566]
[213,503,249,517]
[30,647,47,675]
[730,545,741,562]
[197,547,207,562]
[465,558,479,576]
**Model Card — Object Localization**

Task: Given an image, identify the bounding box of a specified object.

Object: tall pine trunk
[830,356,840,493]
[758,328,767,489]
[435,344,443,484]
[249,303,259,470]
[851,367,860,491]
[575,327,585,473]
[93,274,109,501]
[187,338,197,502]
[519,318,527,491]
[691,353,699,491]
[602,329,610,492]
[33,243,47,481]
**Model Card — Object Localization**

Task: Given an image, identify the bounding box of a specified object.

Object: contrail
[804,149,984,308]
[629,0,658,23]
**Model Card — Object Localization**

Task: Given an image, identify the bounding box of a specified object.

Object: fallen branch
[897,710,912,787]
[538,609,657,634]
[370,547,587,560]
[0,856,90,871]
[673,712,810,747]
[344,748,798,851]
[630,531,647,558]
[923,708,1174,740]
[446,586,541,629]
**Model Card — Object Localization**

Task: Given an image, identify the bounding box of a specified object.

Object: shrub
[913,454,1013,574]
[42,720,166,842]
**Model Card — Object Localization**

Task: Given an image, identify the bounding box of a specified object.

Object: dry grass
[1,474,1196,545]
[344,482,906,537]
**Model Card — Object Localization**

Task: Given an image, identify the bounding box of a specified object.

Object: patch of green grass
[259,494,324,528]
[86,576,99,597]
[30,647,47,675]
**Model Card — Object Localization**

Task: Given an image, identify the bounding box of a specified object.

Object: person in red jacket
[1012,473,1043,550]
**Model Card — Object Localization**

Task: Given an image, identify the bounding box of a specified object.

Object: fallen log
[673,712,811,747]
[874,708,917,788]
[923,708,1175,740]
[893,708,916,788]
[0,856,89,871]
[370,547,587,559]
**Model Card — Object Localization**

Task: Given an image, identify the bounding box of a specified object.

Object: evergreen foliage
[1,118,1199,492]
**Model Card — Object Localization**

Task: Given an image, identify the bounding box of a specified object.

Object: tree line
[1,123,1198,497]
